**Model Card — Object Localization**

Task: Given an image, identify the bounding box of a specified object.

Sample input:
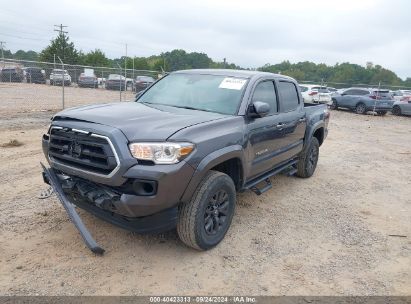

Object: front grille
[49,127,118,175]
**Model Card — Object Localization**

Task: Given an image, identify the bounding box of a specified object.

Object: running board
[245,159,298,195]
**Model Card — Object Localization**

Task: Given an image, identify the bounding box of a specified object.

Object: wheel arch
[180,145,245,203]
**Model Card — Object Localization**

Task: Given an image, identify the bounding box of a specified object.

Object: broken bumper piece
[41,163,105,255]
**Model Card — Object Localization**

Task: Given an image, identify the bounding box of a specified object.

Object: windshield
[137,73,247,115]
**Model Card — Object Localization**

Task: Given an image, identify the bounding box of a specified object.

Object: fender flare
[304,121,325,151]
[180,145,245,203]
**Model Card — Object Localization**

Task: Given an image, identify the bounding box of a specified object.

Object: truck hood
[53,102,228,141]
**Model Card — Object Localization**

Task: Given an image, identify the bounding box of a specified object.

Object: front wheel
[296,137,319,178]
[177,171,236,251]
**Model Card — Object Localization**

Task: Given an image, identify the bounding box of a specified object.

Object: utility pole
[0,41,5,68]
[54,24,68,61]
[125,44,127,91]
[223,58,226,69]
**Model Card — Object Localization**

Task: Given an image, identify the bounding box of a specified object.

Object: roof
[173,69,290,80]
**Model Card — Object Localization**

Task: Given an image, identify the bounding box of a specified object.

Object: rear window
[299,86,308,92]
[278,81,299,112]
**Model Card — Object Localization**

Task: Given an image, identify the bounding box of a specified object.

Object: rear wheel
[297,137,319,178]
[330,99,338,110]
[392,106,402,116]
[177,171,236,251]
[355,103,366,114]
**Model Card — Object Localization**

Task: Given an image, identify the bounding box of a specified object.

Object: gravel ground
[0,101,410,295]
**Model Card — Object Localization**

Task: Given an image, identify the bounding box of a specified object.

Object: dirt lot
[0,88,410,295]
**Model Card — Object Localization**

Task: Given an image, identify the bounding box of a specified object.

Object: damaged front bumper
[41,163,178,254]
[41,163,105,254]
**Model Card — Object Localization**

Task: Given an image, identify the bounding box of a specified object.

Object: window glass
[251,81,277,114]
[343,89,355,95]
[299,86,308,92]
[138,73,246,115]
[278,81,299,112]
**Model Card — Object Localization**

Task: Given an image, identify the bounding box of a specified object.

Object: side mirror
[248,101,270,118]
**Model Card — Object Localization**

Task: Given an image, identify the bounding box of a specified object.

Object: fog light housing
[132,179,157,196]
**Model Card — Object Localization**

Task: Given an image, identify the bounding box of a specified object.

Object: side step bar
[245,159,298,195]
[41,163,105,255]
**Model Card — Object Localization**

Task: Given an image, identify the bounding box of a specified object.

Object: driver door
[246,80,286,179]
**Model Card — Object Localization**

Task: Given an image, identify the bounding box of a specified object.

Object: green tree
[14,50,39,61]
[39,33,80,64]
[79,49,110,67]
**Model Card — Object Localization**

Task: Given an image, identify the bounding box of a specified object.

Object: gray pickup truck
[42,69,330,253]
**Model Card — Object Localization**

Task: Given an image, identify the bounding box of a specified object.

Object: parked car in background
[0,67,24,82]
[78,73,98,88]
[327,87,337,93]
[126,78,134,90]
[331,88,394,115]
[24,67,46,84]
[105,74,126,90]
[392,100,411,116]
[97,77,106,85]
[50,69,71,86]
[299,84,332,104]
[392,90,411,102]
[134,75,155,92]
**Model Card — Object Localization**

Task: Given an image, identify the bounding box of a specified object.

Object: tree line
[3,33,410,88]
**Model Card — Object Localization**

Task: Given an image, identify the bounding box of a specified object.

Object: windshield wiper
[172,105,212,112]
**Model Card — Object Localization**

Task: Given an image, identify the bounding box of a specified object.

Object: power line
[54,24,68,36]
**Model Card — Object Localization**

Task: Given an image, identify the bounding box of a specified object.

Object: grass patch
[1,139,24,148]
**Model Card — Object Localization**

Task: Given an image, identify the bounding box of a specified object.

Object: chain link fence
[0,58,162,116]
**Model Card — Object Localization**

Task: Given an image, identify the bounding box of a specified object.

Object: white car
[392,90,411,102]
[50,69,71,86]
[299,84,332,105]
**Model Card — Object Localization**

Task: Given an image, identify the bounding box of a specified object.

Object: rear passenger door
[275,80,306,160]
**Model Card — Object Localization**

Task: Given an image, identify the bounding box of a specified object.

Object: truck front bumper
[42,165,179,235]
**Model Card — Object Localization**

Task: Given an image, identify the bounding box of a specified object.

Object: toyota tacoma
[42,69,330,253]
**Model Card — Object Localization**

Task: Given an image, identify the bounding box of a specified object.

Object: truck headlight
[129,142,194,164]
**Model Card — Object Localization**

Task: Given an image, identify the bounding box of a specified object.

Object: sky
[0,0,410,79]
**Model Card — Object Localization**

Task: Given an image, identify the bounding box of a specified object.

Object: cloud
[0,0,410,78]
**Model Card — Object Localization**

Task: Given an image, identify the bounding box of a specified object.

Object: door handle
[276,123,285,129]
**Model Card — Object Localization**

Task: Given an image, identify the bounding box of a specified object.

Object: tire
[377,111,387,116]
[355,103,366,114]
[392,106,402,116]
[296,137,320,178]
[177,170,236,251]
[330,99,338,110]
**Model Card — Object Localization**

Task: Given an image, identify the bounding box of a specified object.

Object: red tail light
[370,95,381,100]
[308,91,318,96]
